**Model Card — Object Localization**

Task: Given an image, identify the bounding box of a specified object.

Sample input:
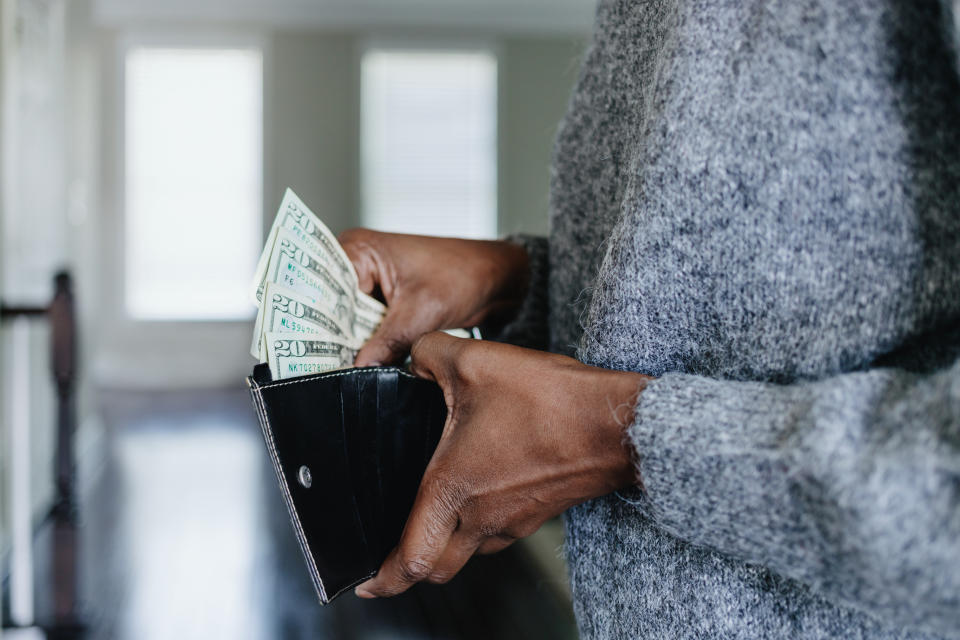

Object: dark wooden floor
[30,389,577,640]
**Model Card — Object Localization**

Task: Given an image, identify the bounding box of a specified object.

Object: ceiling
[93,0,598,34]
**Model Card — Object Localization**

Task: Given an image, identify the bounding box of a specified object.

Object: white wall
[0,0,75,560]
[91,0,596,34]
[499,37,585,236]
[0,0,7,566]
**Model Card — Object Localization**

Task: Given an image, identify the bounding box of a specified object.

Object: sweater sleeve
[627,358,960,636]
[483,234,550,351]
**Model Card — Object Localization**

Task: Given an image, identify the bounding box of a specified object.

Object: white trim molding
[93,0,597,35]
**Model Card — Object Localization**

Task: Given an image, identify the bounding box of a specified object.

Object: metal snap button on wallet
[247,363,446,604]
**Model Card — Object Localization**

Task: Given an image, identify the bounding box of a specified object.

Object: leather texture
[248,364,446,604]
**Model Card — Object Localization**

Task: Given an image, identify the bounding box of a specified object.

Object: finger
[425,532,479,584]
[354,307,421,366]
[338,229,382,295]
[354,482,458,598]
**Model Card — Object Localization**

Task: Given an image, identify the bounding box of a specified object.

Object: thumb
[408,332,463,383]
[354,307,421,367]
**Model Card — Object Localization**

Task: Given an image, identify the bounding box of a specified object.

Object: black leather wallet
[247,363,447,603]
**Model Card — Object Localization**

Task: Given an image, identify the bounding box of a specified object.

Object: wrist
[475,239,530,322]
[574,365,650,493]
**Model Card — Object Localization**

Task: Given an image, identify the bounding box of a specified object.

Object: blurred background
[0,0,592,638]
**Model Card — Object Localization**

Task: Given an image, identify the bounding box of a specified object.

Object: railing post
[47,271,83,639]
[49,271,77,513]
[1,271,85,639]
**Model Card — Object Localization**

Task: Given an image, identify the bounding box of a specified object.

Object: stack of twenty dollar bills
[250,189,387,380]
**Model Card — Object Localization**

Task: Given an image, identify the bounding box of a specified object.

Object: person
[339,0,960,637]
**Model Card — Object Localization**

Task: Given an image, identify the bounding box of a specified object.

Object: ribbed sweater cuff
[625,373,799,551]
[484,234,550,351]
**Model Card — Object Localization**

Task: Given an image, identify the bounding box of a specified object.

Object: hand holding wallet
[248,363,447,603]
[245,191,514,603]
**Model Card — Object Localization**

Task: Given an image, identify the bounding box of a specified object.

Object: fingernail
[367,361,383,367]
[355,586,376,599]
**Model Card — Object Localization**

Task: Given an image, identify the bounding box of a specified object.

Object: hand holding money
[338,228,530,366]
[251,189,522,378]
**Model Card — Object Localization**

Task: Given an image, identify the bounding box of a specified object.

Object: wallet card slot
[373,370,398,561]
[339,371,382,568]
[359,371,386,560]
[387,376,447,545]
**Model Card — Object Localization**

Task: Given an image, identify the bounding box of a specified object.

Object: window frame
[115,30,268,325]
[358,37,500,240]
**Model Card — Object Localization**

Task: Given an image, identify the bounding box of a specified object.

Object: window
[361,48,497,239]
[124,46,262,320]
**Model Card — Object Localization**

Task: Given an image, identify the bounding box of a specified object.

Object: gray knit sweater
[500,0,960,638]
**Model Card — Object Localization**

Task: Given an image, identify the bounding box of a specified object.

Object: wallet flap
[250,370,377,603]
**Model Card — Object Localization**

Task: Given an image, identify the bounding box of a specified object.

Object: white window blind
[124,47,262,320]
[361,49,497,239]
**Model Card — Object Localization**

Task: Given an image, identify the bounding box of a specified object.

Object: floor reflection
[116,425,264,640]
[38,389,576,640]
